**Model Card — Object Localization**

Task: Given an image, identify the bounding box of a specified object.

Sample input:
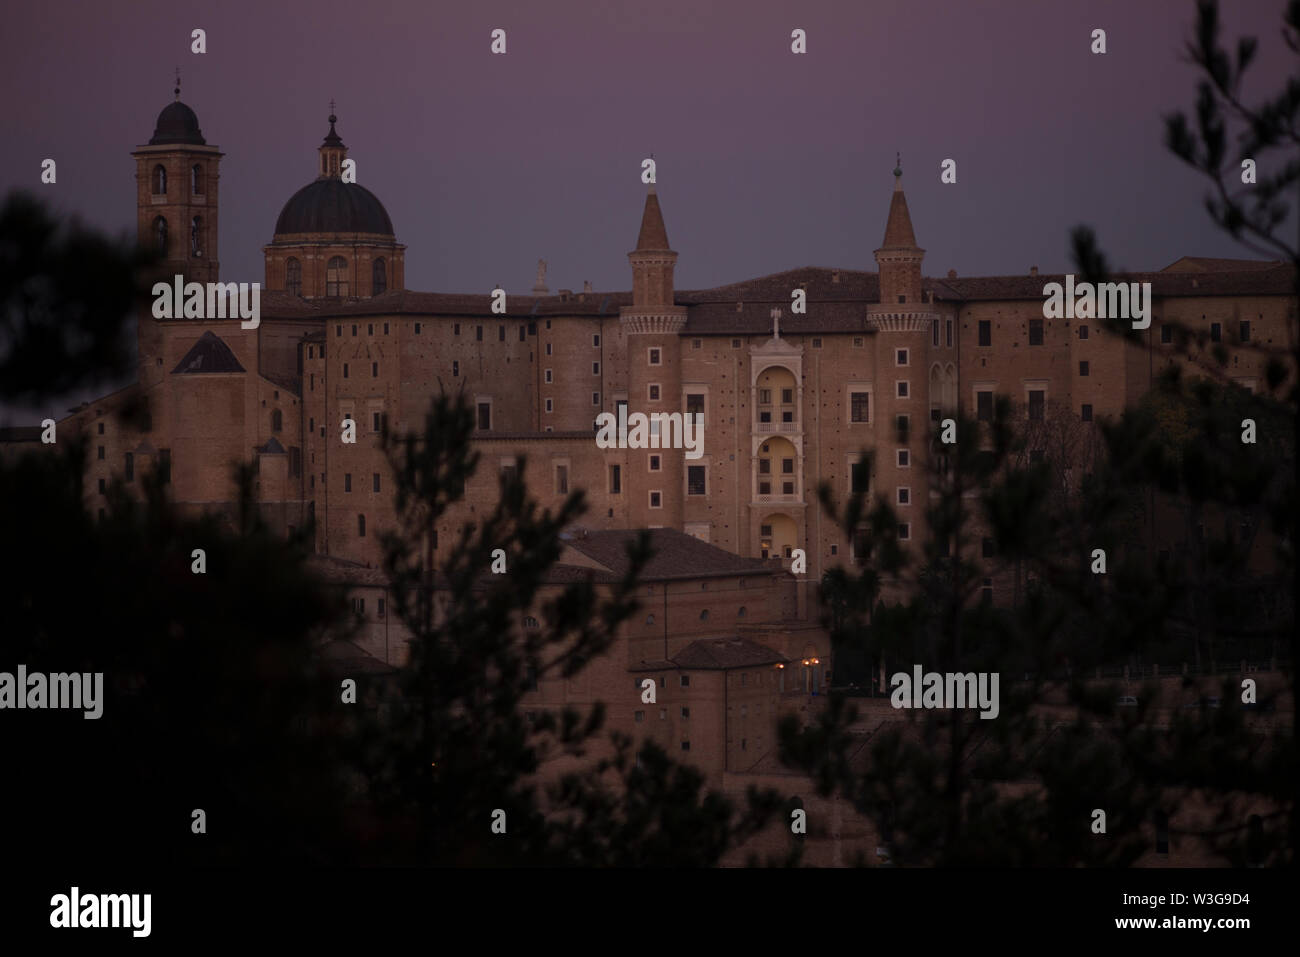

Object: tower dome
[272,112,394,238]
[149,101,206,145]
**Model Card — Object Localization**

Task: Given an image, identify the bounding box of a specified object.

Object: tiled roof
[261,371,301,396]
[558,527,774,582]
[171,331,245,374]
[316,638,396,676]
[306,554,391,588]
[669,636,788,670]
[1160,256,1286,273]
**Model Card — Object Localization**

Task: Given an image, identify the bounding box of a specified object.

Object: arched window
[523,616,539,630]
[271,409,282,433]
[326,256,348,297]
[699,609,709,621]
[191,163,204,195]
[153,216,168,256]
[738,606,747,618]
[190,216,203,257]
[286,258,302,296]
[152,165,167,195]
[645,614,655,626]
[372,258,387,295]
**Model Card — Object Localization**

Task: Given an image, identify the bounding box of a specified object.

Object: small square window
[649,454,661,471]
[812,338,822,348]
[681,741,690,752]
[692,339,702,349]
[896,348,908,366]
[680,675,690,687]
[649,384,660,401]
[732,339,741,348]
[854,337,864,348]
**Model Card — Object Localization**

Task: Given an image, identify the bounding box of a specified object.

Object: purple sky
[1,0,1294,421]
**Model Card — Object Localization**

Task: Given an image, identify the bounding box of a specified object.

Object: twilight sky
[0,0,1294,415]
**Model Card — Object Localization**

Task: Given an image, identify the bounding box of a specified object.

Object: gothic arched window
[190,216,203,258]
[191,164,204,195]
[326,256,348,297]
[152,165,167,195]
[153,216,168,256]
[372,258,387,295]
[286,258,302,296]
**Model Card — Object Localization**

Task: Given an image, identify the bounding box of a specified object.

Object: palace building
[56,93,1295,677]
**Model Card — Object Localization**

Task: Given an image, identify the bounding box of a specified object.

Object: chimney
[831,270,840,284]
[947,269,957,279]
[559,288,572,301]
[583,280,593,293]
[1030,266,1039,276]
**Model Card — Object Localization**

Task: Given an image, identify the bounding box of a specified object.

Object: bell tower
[131,77,223,386]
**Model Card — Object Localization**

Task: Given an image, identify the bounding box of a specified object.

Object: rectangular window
[932,320,940,347]
[1239,320,1250,343]
[898,523,910,541]
[383,323,389,335]
[545,398,553,413]
[1081,403,1093,422]
[1029,319,1044,346]
[850,391,870,423]
[98,478,105,494]
[688,466,706,495]
[977,391,993,422]
[1079,360,1089,376]
[545,369,552,383]
[896,381,909,398]
[610,464,621,494]
[982,578,993,603]
[367,324,374,335]
[812,338,822,348]
[759,388,772,405]
[649,384,660,401]
[978,320,991,347]
[897,449,909,468]
[1028,390,1045,421]
[851,460,869,494]
[680,675,690,687]
[758,481,771,495]
[759,410,772,424]
[649,348,661,365]
[732,339,741,348]
[781,388,793,405]
[896,348,908,366]
[159,449,171,484]
[592,362,600,375]
[372,473,380,493]
[545,342,552,356]
[1162,324,1173,343]
[416,322,423,334]
[782,481,794,495]
[635,711,644,724]
[477,402,491,431]
[982,537,994,558]
[519,325,525,342]
[452,361,459,377]
[1078,325,1089,340]
[897,487,910,505]
[593,334,600,347]
[475,325,483,341]
[373,412,381,431]
[649,491,662,509]
[345,473,352,493]
[649,454,661,471]
[336,325,342,337]
[1210,322,1222,342]
[499,325,505,342]
[555,465,568,494]
[781,458,794,474]
[358,514,366,537]
[758,458,771,474]
[896,413,910,441]
[946,319,953,347]
[593,392,600,405]
[692,339,702,349]
[352,325,358,337]
[97,445,105,460]
[343,363,349,379]
[682,706,690,718]
[681,741,690,752]
[686,393,704,421]
[782,410,793,423]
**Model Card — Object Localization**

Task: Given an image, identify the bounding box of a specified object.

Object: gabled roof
[556,528,774,582]
[669,636,788,670]
[256,437,286,454]
[171,331,245,374]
